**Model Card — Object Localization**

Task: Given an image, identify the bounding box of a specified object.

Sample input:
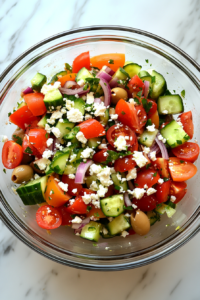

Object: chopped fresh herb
[137,90,143,97]
[184,135,190,141]
[145,59,149,63]
[133,97,140,105]
[153,172,157,177]
[105,150,132,164]
[151,76,156,83]
[45,133,48,139]
[176,140,182,145]
[146,163,151,169]
[150,64,152,66]
[180,160,185,163]
[53,165,62,174]
[114,185,120,190]
[163,177,170,182]
[85,77,100,85]
[117,208,119,212]
[104,82,107,86]
[135,183,139,187]
[146,119,152,127]
[83,84,88,90]
[181,90,185,98]
[121,111,126,115]
[94,212,100,217]
[108,59,114,64]
[13,135,22,146]
[51,189,54,194]
[49,197,51,200]
[70,214,76,219]
[124,205,133,211]
[3,168,6,174]
[142,98,152,113]
[25,147,33,154]
[8,112,11,117]
[164,90,172,96]
[65,63,72,72]
[173,90,176,93]
[33,163,40,170]
[87,206,92,212]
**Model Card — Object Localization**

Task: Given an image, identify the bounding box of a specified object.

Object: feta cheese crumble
[86,92,94,104]
[68,174,75,179]
[110,114,118,120]
[71,216,82,224]
[67,108,83,123]
[58,182,68,192]
[41,81,61,94]
[157,134,166,143]
[46,138,53,147]
[76,131,87,144]
[80,147,94,159]
[132,151,148,168]
[93,102,107,117]
[51,127,61,138]
[132,188,146,199]
[121,231,129,238]
[35,158,51,170]
[97,185,108,198]
[42,150,53,159]
[143,147,150,154]
[146,123,156,132]
[72,189,78,194]
[162,110,168,114]
[170,195,176,202]
[65,100,74,110]
[158,178,164,184]
[147,187,157,195]
[126,168,137,181]
[114,135,127,151]
[149,151,156,161]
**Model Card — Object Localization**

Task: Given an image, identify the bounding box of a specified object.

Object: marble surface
[0,0,200,299]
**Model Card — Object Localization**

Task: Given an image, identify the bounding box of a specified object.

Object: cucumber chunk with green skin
[31,73,47,92]
[73,98,85,115]
[100,194,124,217]
[155,203,176,218]
[44,89,64,109]
[76,67,93,83]
[99,108,109,126]
[113,67,130,81]
[160,120,190,148]
[55,119,75,138]
[87,137,102,148]
[49,71,68,84]
[16,176,48,205]
[123,63,142,78]
[80,221,102,242]
[111,173,128,191]
[139,129,158,147]
[157,95,184,114]
[50,151,70,174]
[85,175,98,189]
[149,70,167,100]
[147,210,160,226]
[63,164,77,175]
[37,114,48,128]
[64,126,80,141]
[17,102,27,109]
[107,214,130,236]
[138,71,152,84]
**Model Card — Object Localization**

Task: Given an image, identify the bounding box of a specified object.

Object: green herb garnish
[108,59,114,64]
[181,90,185,98]
[13,135,22,146]
[25,147,33,154]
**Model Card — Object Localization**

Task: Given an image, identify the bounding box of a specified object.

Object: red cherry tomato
[79,119,105,139]
[93,149,108,163]
[128,139,138,152]
[134,169,160,188]
[106,124,136,148]
[36,205,62,229]
[65,196,88,214]
[24,93,46,116]
[152,158,170,178]
[168,157,197,181]
[115,99,138,130]
[132,194,157,211]
[170,181,187,204]
[114,155,136,172]
[29,129,49,154]
[29,119,40,129]
[22,135,42,157]
[127,75,145,96]
[72,51,90,73]
[2,141,23,169]
[61,175,82,196]
[9,105,38,130]
[171,142,200,163]
[147,99,157,117]
[135,103,147,129]
[57,206,73,226]
[156,180,171,203]
[79,188,95,196]
[179,111,194,139]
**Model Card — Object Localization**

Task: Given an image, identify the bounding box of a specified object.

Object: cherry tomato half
[152,158,170,178]
[114,155,136,172]
[62,175,82,196]
[171,142,200,163]
[127,75,145,96]
[179,111,194,139]
[2,141,23,169]
[79,119,106,139]
[170,181,187,204]
[36,205,62,229]
[65,196,88,214]
[132,194,157,211]
[72,51,90,73]
[106,124,136,148]
[156,180,171,204]
[29,128,49,154]
[115,99,138,130]
[134,169,160,188]
[168,157,197,181]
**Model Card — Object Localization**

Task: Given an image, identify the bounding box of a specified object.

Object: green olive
[111,87,128,105]
[130,210,150,236]
[11,165,34,184]
[12,128,25,144]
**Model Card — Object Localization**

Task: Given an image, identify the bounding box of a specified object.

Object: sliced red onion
[96,70,112,82]
[155,136,169,160]
[73,217,91,233]
[94,98,101,104]
[148,142,160,158]
[63,81,76,89]
[128,181,134,191]
[104,66,115,76]
[23,87,33,94]
[144,81,150,98]
[60,86,89,95]
[109,77,118,88]
[124,192,132,207]
[99,78,111,107]
[75,160,93,184]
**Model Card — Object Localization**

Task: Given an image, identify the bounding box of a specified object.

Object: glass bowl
[0,26,200,271]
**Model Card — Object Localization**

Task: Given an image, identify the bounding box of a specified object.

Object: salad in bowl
[2,51,199,243]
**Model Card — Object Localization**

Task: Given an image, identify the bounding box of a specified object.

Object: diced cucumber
[80,221,101,242]
[37,114,49,128]
[147,210,160,226]
[111,173,128,191]
[99,108,109,126]
[100,194,124,217]
[165,200,176,209]
[107,214,130,236]
[16,176,48,205]
[138,70,152,83]
[17,102,27,109]
[139,129,158,147]
[157,95,184,114]
[87,137,102,148]
[49,71,68,84]
[70,148,83,163]
[64,126,80,141]
[160,120,190,148]
[124,61,132,66]
[44,89,64,110]
[123,63,142,78]
[50,151,70,174]
[45,165,54,176]
[31,72,47,92]
[155,203,176,218]
[76,67,93,83]
[55,119,75,138]
[149,70,167,100]
[113,67,130,81]
[85,175,98,189]
[73,98,85,115]
[155,203,166,215]
[63,164,77,175]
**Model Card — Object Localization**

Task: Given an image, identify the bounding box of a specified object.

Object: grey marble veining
[0,0,200,299]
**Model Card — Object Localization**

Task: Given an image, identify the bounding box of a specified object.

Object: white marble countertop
[0,0,200,299]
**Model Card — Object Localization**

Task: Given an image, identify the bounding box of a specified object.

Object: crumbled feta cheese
[51,127,61,138]
[34,174,40,180]
[65,100,74,110]
[51,110,63,120]
[144,184,148,189]
[93,102,107,117]
[121,231,129,238]
[157,134,166,143]
[85,114,92,120]
[67,108,83,123]
[59,118,64,123]
[158,178,164,184]
[125,136,129,140]
[42,150,53,159]
[149,151,156,161]
[69,199,75,205]
[98,144,107,149]
[146,123,156,132]
[162,110,168,114]
[132,188,146,199]
[132,204,138,209]
[2,135,8,143]
[75,94,79,98]
[80,147,94,159]
[46,138,53,147]
[86,92,94,104]
[47,118,55,125]
[90,181,99,191]
[147,187,157,195]
[58,182,68,192]
[143,147,150,154]
[45,124,51,133]
[55,143,63,151]
[72,188,78,194]
[89,164,102,175]
[97,185,108,197]
[68,174,75,179]
[171,195,176,202]
[103,152,108,157]
[77,79,85,86]
[35,158,51,170]
[96,166,113,186]
[71,216,82,224]
[110,114,118,120]
[103,227,108,235]
[41,81,61,94]
[126,168,137,181]
[76,131,87,144]
[177,121,183,128]
[125,213,131,217]
[114,135,127,151]
[132,151,148,168]
[70,153,77,162]
[116,173,122,181]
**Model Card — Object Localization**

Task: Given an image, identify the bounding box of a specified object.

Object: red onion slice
[144,81,150,98]
[23,87,33,94]
[103,66,115,76]
[75,160,93,184]
[63,81,76,89]
[73,217,91,233]
[109,77,118,88]
[97,70,112,82]
[155,136,169,160]
[94,98,101,104]
[99,78,111,107]
[124,192,132,207]
[60,86,89,95]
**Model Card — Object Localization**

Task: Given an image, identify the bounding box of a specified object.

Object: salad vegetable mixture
[2,51,199,242]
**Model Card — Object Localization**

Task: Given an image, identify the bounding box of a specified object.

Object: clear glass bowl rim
[0,25,200,271]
